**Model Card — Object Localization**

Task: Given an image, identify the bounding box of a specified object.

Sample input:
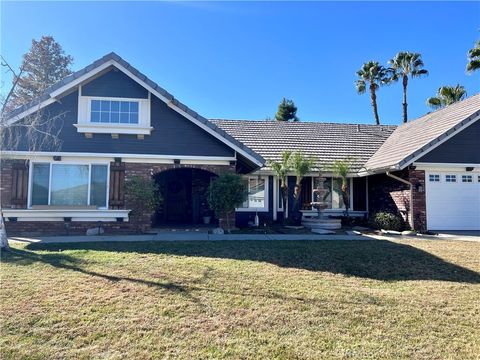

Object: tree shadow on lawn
[1,248,192,296]
[15,240,480,284]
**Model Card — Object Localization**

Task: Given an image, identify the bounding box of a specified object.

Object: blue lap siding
[7,69,234,157]
[81,68,149,99]
[418,120,480,164]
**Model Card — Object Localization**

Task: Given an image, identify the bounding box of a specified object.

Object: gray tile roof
[364,94,480,172]
[7,52,264,166]
[211,119,396,172]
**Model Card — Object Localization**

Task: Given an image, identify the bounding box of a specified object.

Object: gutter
[385,171,414,230]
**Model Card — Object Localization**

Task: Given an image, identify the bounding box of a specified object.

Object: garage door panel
[426,171,480,231]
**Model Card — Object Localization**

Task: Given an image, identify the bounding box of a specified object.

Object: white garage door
[426,171,480,230]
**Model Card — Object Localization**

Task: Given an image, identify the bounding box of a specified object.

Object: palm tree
[268,150,292,220]
[355,61,391,125]
[331,159,352,217]
[467,40,480,74]
[290,151,316,222]
[426,85,467,110]
[389,52,429,123]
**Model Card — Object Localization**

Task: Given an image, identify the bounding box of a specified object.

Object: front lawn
[1,239,479,359]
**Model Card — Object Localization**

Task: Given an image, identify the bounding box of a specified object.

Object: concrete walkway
[8,231,479,244]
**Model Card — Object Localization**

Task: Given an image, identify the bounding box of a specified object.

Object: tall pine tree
[8,36,73,111]
[275,98,299,121]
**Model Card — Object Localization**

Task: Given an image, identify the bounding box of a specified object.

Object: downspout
[386,172,414,230]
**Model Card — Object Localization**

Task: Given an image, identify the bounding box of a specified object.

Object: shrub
[207,173,247,229]
[370,211,404,231]
[124,176,162,232]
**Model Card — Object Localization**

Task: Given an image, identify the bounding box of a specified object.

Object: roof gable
[364,94,480,173]
[6,52,264,167]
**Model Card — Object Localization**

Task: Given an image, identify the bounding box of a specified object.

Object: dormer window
[76,87,152,135]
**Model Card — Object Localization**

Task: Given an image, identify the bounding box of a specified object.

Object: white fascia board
[48,60,116,98]
[5,60,116,126]
[258,169,358,177]
[1,151,236,161]
[414,162,480,172]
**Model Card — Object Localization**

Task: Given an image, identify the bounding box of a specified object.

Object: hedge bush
[370,211,404,231]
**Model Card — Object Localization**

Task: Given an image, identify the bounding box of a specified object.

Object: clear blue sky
[1,1,479,125]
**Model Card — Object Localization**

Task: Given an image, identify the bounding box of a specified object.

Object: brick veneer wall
[1,160,235,236]
[368,171,410,218]
[123,162,236,231]
[367,169,427,232]
[409,169,427,232]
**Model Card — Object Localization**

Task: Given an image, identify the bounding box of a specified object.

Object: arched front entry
[153,168,217,226]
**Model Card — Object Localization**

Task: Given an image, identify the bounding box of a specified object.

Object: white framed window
[312,177,353,210]
[237,176,269,212]
[30,162,109,209]
[445,174,457,183]
[90,99,139,124]
[429,174,440,182]
[462,175,473,183]
[76,89,152,135]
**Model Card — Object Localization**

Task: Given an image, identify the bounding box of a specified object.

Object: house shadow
[9,239,480,284]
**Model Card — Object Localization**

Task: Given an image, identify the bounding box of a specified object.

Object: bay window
[238,176,268,211]
[30,163,109,208]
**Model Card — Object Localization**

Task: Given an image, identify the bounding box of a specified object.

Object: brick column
[409,169,427,232]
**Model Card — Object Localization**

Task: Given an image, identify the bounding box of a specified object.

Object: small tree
[275,98,299,122]
[207,173,246,230]
[331,159,352,217]
[124,176,161,233]
[291,151,315,222]
[268,150,292,221]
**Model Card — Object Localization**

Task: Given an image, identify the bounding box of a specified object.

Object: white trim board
[414,162,480,172]
[1,151,236,165]
[2,209,130,222]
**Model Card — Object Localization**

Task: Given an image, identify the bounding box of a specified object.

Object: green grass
[1,239,479,359]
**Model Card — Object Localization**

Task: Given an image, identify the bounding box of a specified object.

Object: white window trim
[29,160,110,210]
[236,176,269,212]
[310,177,354,211]
[429,174,441,182]
[76,89,152,135]
[273,176,354,212]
